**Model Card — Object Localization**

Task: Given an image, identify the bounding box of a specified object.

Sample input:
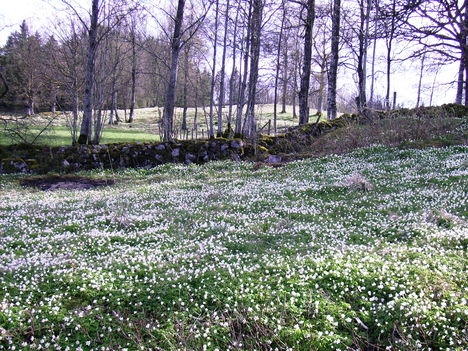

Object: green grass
[0,145,466,350]
[0,125,161,146]
[0,104,321,146]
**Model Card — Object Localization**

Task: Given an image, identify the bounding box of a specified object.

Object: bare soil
[20,175,115,191]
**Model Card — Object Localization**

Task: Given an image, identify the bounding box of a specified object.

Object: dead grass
[308,117,466,157]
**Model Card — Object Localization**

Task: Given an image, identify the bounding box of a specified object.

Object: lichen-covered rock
[230,140,243,149]
[185,153,196,162]
[171,148,180,158]
[0,138,252,174]
[264,155,282,163]
[0,158,37,174]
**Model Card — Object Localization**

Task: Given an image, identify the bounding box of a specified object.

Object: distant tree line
[0,0,466,144]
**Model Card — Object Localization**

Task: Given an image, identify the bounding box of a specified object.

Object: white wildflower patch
[0,145,466,350]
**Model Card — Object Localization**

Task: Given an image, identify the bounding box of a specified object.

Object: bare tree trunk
[385,0,396,110]
[316,68,325,114]
[209,0,219,138]
[217,0,230,136]
[356,0,371,114]
[51,90,57,113]
[456,57,464,105]
[193,90,198,138]
[464,3,468,106]
[236,3,252,136]
[182,46,189,131]
[71,81,79,144]
[281,34,288,114]
[128,18,137,123]
[368,0,378,108]
[109,81,117,125]
[27,97,34,116]
[243,0,263,138]
[78,0,99,144]
[93,108,102,144]
[292,92,297,118]
[273,0,286,134]
[72,101,79,144]
[369,35,377,107]
[298,0,315,125]
[465,56,468,106]
[292,34,299,119]
[228,8,239,128]
[162,0,185,141]
[430,69,439,106]
[114,94,120,124]
[416,53,426,108]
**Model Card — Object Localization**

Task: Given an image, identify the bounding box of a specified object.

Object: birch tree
[208,0,219,138]
[217,0,230,136]
[243,0,264,138]
[161,0,209,141]
[327,0,341,120]
[291,0,316,125]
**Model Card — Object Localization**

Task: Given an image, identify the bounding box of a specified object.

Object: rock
[171,148,180,158]
[220,144,229,151]
[230,140,243,149]
[155,144,166,151]
[0,159,34,174]
[154,154,163,162]
[264,155,282,163]
[185,153,196,161]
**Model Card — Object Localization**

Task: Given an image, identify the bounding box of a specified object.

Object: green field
[0,104,315,146]
[0,125,161,146]
[0,145,466,350]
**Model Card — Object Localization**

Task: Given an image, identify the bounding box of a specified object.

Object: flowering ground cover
[0,145,466,350]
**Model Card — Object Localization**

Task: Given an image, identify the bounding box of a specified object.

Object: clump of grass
[427,209,466,229]
[340,173,373,191]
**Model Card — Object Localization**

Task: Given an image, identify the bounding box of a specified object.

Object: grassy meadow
[0,145,466,350]
[0,104,310,146]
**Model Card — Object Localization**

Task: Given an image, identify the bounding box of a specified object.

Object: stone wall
[0,139,250,174]
[1,104,466,174]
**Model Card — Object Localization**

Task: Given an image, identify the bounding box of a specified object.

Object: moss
[182,140,209,153]
[258,135,275,147]
[300,124,315,133]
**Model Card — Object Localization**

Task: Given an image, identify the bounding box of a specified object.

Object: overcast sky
[0,0,461,108]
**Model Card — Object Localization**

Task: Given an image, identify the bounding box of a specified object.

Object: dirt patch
[20,175,115,191]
